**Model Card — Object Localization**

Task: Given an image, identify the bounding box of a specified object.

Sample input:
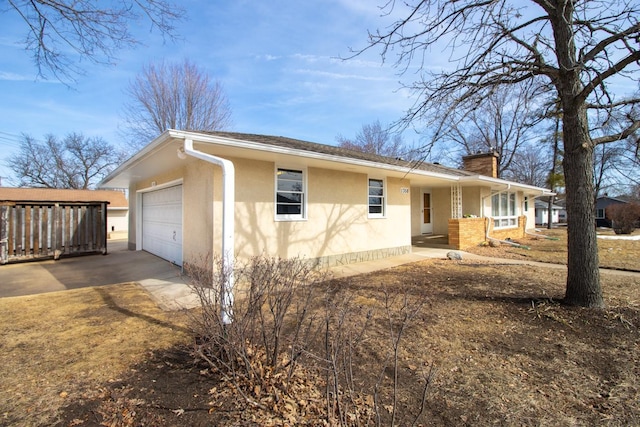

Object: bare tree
[502,143,550,188]
[336,120,410,158]
[122,59,233,146]
[6,133,126,189]
[6,0,184,83]
[437,83,542,178]
[593,141,628,198]
[592,105,640,197]
[356,0,640,307]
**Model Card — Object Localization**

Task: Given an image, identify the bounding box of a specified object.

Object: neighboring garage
[141,184,183,266]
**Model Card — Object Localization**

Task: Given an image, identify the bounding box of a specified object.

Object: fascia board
[169,130,461,182]
[460,174,555,196]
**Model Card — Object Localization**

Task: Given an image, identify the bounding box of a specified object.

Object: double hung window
[368,178,385,218]
[276,167,305,220]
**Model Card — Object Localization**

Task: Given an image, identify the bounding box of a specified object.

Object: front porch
[411,234,451,249]
[411,216,527,250]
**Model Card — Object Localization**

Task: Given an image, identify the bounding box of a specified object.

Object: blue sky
[0,0,423,184]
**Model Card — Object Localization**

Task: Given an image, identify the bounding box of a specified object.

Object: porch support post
[451,184,462,219]
[0,203,8,265]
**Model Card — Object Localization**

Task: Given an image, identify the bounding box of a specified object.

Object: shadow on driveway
[0,240,183,298]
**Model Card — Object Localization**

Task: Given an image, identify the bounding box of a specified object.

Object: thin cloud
[0,71,37,82]
[255,54,282,61]
[293,68,391,82]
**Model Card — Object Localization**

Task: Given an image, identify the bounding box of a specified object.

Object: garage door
[142,185,183,266]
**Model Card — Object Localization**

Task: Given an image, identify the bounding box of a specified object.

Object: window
[596,208,605,219]
[368,178,385,217]
[491,191,517,228]
[276,167,305,220]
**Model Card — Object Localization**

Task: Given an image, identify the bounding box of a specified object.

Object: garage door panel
[142,185,183,266]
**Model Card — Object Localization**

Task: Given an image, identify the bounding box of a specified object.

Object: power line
[0,131,22,141]
[0,131,22,149]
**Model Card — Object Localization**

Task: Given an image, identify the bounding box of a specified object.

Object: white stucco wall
[132,155,412,266]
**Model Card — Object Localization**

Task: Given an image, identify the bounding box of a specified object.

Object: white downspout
[179,138,235,324]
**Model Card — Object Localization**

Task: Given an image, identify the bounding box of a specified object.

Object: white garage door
[142,185,183,266]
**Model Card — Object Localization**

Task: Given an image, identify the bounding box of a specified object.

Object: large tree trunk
[562,107,604,308]
[551,1,604,308]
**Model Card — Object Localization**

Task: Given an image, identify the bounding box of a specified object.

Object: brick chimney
[462,151,499,178]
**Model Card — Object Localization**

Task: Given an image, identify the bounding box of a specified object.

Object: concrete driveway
[0,240,193,309]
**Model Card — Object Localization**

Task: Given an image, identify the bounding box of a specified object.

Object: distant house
[99,130,553,268]
[534,199,563,225]
[0,187,128,238]
[596,196,628,228]
[555,198,567,223]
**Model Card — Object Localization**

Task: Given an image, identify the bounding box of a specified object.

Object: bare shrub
[187,254,326,385]
[319,286,435,427]
[374,289,434,427]
[607,203,640,234]
[185,254,435,425]
[319,287,376,425]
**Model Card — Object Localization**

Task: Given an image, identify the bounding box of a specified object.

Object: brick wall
[448,216,526,249]
[448,217,486,249]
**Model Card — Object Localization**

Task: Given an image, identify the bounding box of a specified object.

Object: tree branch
[592,120,640,145]
[579,50,640,102]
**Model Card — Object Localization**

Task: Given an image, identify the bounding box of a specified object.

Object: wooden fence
[0,201,108,265]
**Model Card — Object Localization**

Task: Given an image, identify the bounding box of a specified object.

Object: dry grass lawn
[0,230,639,426]
[0,283,190,426]
[464,227,640,271]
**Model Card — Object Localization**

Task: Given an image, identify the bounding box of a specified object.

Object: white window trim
[491,191,518,229]
[367,176,386,219]
[595,208,605,219]
[275,165,307,221]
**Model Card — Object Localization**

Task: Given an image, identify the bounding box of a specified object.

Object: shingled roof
[0,188,128,207]
[200,131,473,177]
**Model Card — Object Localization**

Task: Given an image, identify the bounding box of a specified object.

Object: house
[595,195,628,227]
[0,187,128,238]
[98,130,553,269]
[534,198,563,225]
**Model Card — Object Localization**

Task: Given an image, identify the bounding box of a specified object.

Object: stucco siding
[183,161,216,263]
[231,163,411,262]
[410,187,421,236]
[232,157,277,259]
[462,187,483,217]
[146,156,414,266]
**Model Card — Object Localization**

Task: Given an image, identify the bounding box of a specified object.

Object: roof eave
[99,131,176,188]
[169,130,463,182]
[460,175,554,196]
[99,130,555,195]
